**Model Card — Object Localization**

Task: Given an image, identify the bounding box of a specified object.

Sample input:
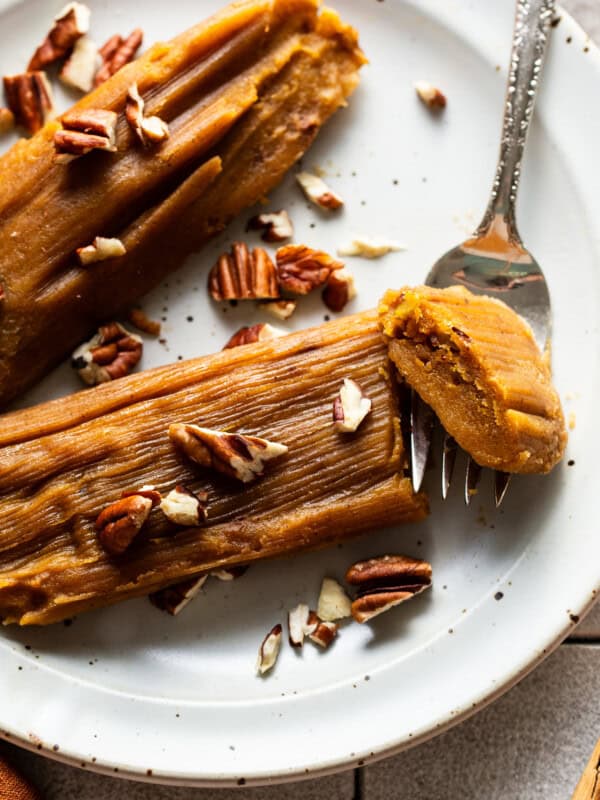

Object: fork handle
[477,0,555,241]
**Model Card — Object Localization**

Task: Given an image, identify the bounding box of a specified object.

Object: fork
[411,0,556,507]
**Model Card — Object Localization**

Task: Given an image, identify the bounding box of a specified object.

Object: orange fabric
[0,757,41,800]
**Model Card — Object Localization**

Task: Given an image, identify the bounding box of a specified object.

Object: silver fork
[411,0,555,507]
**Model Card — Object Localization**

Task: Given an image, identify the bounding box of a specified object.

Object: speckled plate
[0,0,599,787]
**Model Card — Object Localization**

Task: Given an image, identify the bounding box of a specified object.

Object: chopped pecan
[94,29,143,86]
[71,322,142,385]
[169,424,288,483]
[149,575,208,615]
[211,565,249,581]
[125,82,169,146]
[95,494,153,555]
[54,108,117,162]
[76,236,126,265]
[322,268,356,312]
[247,209,293,242]
[296,171,343,210]
[60,36,100,93]
[256,623,282,675]
[275,244,343,295]
[121,484,162,507]
[208,242,279,301]
[317,577,352,622]
[333,378,372,433]
[0,107,15,135]
[160,485,208,527]
[345,555,433,623]
[3,72,55,134]
[260,299,297,320]
[337,236,404,259]
[414,80,447,109]
[287,602,314,647]
[309,617,338,648]
[127,308,161,337]
[223,323,285,350]
[28,2,91,71]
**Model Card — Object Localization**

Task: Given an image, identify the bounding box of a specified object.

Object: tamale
[379,286,567,473]
[0,311,427,626]
[0,0,366,407]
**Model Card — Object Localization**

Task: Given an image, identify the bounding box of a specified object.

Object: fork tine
[465,457,482,505]
[410,390,434,493]
[494,471,511,507]
[441,433,457,499]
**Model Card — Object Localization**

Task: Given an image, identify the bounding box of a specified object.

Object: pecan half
[247,210,293,242]
[287,603,314,647]
[160,485,208,527]
[125,82,169,146]
[223,323,285,350]
[71,322,142,385]
[296,172,343,210]
[149,575,208,615]
[3,72,55,134]
[337,236,404,259]
[322,268,356,312]
[28,2,91,71]
[54,108,117,162]
[260,299,297,320]
[96,494,153,555]
[317,577,352,622]
[275,244,343,295]
[76,236,126,265]
[0,107,15,135]
[60,36,100,93]
[256,624,282,675]
[127,308,161,337]
[333,378,372,433]
[169,424,288,483]
[94,29,143,86]
[208,243,279,301]
[345,555,432,623]
[414,80,447,109]
[309,617,338,648]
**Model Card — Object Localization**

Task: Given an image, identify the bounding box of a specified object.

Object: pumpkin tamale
[0,312,427,626]
[0,0,366,407]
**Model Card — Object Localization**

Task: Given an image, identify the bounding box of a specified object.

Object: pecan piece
[76,236,126,265]
[337,236,404,259]
[60,36,100,93]
[275,244,343,295]
[54,108,117,162]
[247,209,293,242]
[414,80,447,110]
[223,323,285,350]
[71,322,142,385]
[287,602,313,647]
[169,424,288,483]
[296,172,343,210]
[94,29,143,86]
[333,378,372,433]
[256,623,282,675]
[160,485,208,527]
[121,484,162,507]
[317,577,352,621]
[149,575,208,616]
[127,308,161,337]
[96,494,153,555]
[309,617,338,648]
[3,72,55,134]
[28,2,91,71]
[125,83,169,146]
[211,565,249,581]
[260,299,297,320]
[345,555,433,623]
[208,243,279,301]
[0,107,15,135]
[322,268,356,312]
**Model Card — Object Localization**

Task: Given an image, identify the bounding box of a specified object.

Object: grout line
[353,767,364,800]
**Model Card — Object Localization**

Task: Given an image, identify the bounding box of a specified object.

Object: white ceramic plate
[0,0,599,787]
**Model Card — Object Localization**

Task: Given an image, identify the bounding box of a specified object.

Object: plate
[0,0,599,787]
